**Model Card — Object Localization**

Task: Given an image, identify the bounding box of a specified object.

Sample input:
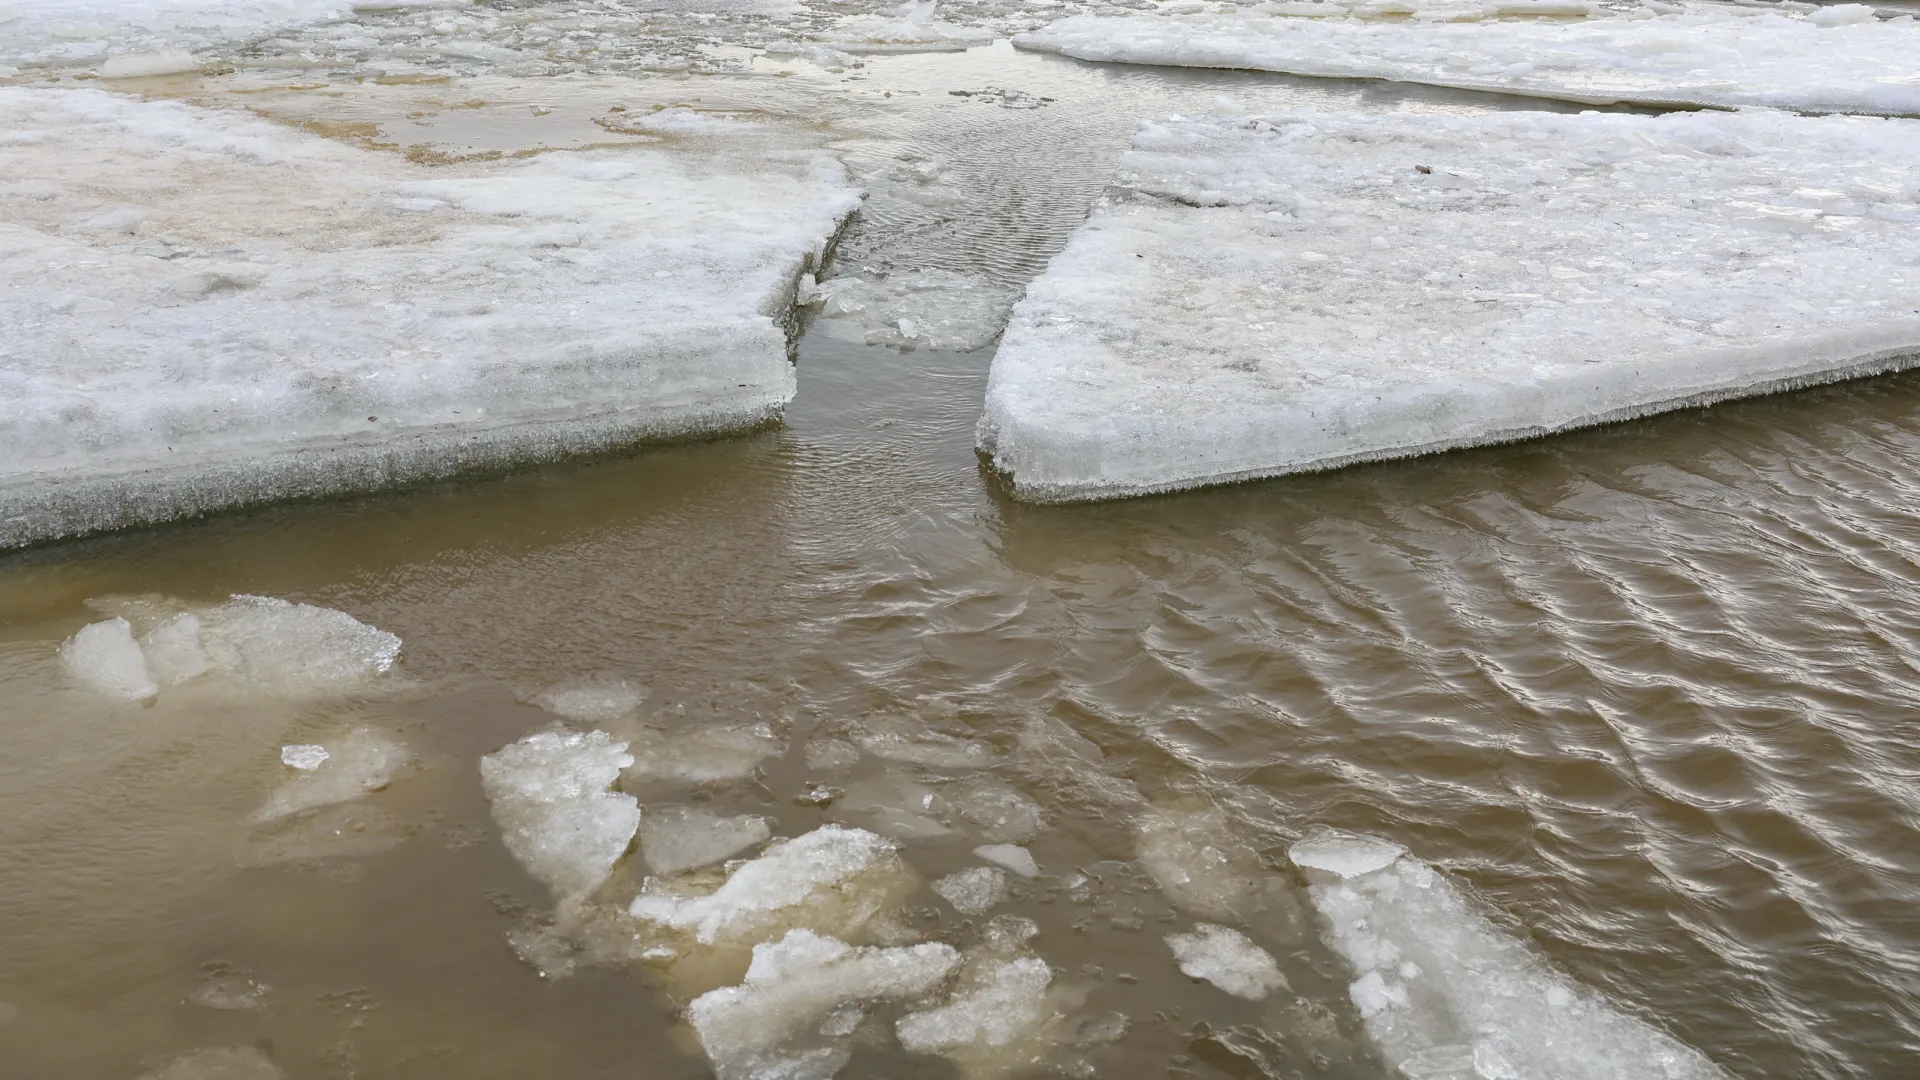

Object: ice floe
[525,678,646,726]
[896,916,1057,1071]
[978,108,1920,501]
[480,729,641,901]
[626,723,781,785]
[1016,4,1920,115]
[253,726,413,822]
[1165,923,1288,1000]
[816,1,996,53]
[973,843,1038,878]
[689,928,962,1080]
[1135,805,1302,933]
[59,617,158,701]
[807,268,1019,352]
[639,806,772,876]
[0,0,436,75]
[0,87,858,548]
[1287,836,1728,1079]
[933,866,1010,915]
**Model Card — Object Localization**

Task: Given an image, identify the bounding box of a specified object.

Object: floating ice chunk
[197,596,399,696]
[253,727,412,823]
[140,613,210,686]
[481,729,640,901]
[897,924,1055,1062]
[629,825,910,946]
[59,617,157,701]
[1166,923,1288,1000]
[0,87,857,549]
[626,724,780,784]
[979,109,1920,502]
[188,966,273,1011]
[690,928,962,1080]
[640,806,772,876]
[973,843,1038,879]
[1136,806,1296,928]
[948,779,1044,843]
[934,866,1009,915]
[808,269,1018,352]
[1288,835,1408,881]
[526,678,646,725]
[817,1,995,53]
[1302,841,1727,1079]
[1015,7,1920,115]
[138,1045,285,1080]
[803,735,862,773]
[100,49,199,77]
[841,773,955,841]
[0,1,412,74]
[855,722,999,770]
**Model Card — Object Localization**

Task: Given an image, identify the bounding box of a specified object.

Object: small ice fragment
[630,825,909,946]
[896,954,1053,1053]
[100,50,199,78]
[803,736,861,772]
[639,806,772,876]
[1288,835,1407,880]
[197,596,400,696]
[138,1046,284,1080]
[1348,970,1410,1018]
[140,612,209,686]
[949,779,1044,842]
[253,727,412,823]
[627,724,779,784]
[280,744,330,771]
[188,968,272,1011]
[526,678,646,724]
[481,729,639,901]
[1397,1045,1476,1079]
[933,866,1009,915]
[854,719,998,769]
[973,844,1038,878]
[1165,923,1288,1000]
[59,617,157,701]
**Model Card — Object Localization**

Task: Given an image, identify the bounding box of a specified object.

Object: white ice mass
[1016,5,1920,115]
[1164,923,1288,1001]
[978,108,1920,501]
[0,87,858,548]
[1287,836,1727,1080]
[0,0,448,75]
[480,729,641,901]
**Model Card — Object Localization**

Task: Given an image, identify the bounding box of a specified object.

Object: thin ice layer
[0,88,857,548]
[977,109,1920,502]
[1287,838,1727,1080]
[1016,6,1920,115]
[252,726,412,823]
[480,729,641,901]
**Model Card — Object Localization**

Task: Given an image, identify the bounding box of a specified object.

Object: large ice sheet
[1288,836,1726,1079]
[0,0,373,74]
[1016,5,1920,115]
[0,87,858,548]
[977,108,1920,501]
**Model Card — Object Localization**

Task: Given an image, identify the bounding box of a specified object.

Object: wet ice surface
[253,726,412,822]
[480,729,641,901]
[1018,4,1920,115]
[979,108,1920,501]
[1166,923,1288,1000]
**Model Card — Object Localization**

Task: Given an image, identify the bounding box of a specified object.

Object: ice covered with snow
[973,843,1038,878]
[1291,837,1727,1080]
[978,108,1920,502]
[1016,5,1920,115]
[480,729,641,901]
[253,726,412,822]
[0,87,858,548]
[59,617,158,701]
[689,928,962,1080]
[896,916,1056,1067]
[1165,923,1288,1000]
[639,806,772,876]
[934,866,1009,915]
[629,825,912,946]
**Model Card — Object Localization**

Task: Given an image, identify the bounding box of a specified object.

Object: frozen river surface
[3,4,1920,1080]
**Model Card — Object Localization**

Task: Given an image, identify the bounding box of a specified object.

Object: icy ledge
[1015,5,1920,116]
[977,109,1920,502]
[0,88,859,549]
[1288,835,1728,1080]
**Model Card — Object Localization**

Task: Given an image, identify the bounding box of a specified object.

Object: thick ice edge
[0,88,859,549]
[1015,6,1920,116]
[1287,837,1727,1079]
[977,108,1920,502]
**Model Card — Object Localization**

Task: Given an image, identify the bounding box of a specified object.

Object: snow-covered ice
[629,825,913,946]
[896,916,1056,1068]
[253,726,412,822]
[639,806,772,876]
[1016,5,1920,115]
[1288,836,1728,1080]
[689,928,962,1080]
[0,87,858,548]
[480,729,641,901]
[933,866,1009,915]
[1165,923,1288,1000]
[978,108,1920,502]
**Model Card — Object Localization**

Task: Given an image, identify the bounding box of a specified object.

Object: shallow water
[4,32,1919,1080]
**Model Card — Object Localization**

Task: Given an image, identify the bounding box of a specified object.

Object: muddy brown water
[3,41,1918,1080]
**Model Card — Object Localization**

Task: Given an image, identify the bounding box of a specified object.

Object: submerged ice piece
[978,109,1920,501]
[1287,836,1727,1080]
[481,729,641,901]
[0,87,858,548]
[1016,5,1920,115]
[253,726,413,823]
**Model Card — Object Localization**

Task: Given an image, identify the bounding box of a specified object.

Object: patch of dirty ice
[1288,836,1728,1079]
[1017,4,1920,115]
[253,726,413,822]
[639,806,772,875]
[690,928,962,1080]
[0,86,858,548]
[1165,923,1288,1000]
[480,729,641,901]
[978,108,1920,502]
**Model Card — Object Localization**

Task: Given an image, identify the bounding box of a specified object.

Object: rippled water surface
[4,32,1919,1080]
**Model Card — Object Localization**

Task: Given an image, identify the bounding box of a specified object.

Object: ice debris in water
[974,844,1038,879]
[977,107,1920,502]
[59,617,158,701]
[640,806,772,876]
[897,916,1055,1067]
[934,866,1009,916]
[1165,924,1288,1001]
[816,1,995,53]
[1015,5,1920,115]
[526,678,646,725]
[626,723,780,785]
[1288,837,1727,1080]
[1135,805,1295,929]
[629,825,911,946]
[807,269,1018,352]
[689,928,962,1080]
[0,87,857,548]
[1290,835,1408,881]
[948,779,1044,843]
[137,1046,285,1080]
[141,613,210,686]
[253,727,412,823]
[481,729,640,901]
[855,721,999,769]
